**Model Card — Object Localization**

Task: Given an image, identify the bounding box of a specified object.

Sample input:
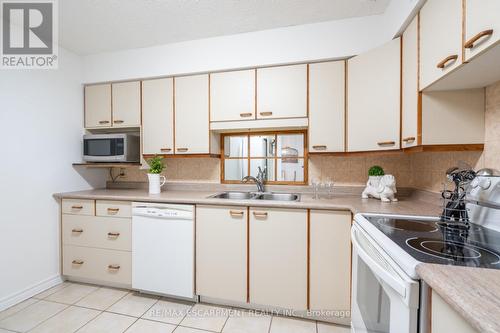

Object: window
[221,131,307,184]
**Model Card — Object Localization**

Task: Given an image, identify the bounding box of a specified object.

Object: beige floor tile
[0,298,39,321]
[107,292,159,317]
[269,316,316,333]
[125,319,176,333]
[317,322,351,333]
[77,312,137,333]
[33,282,72,299]
[222,309,272,333]
[0,300,67,332]
[76,287,129,311]
[45,284,98,305]
[142,299,193,325]
[180,304,229,332]
[29,306,100,333]
[174,327,213,333]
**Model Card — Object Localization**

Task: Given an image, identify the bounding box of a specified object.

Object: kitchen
[0,0,499,332]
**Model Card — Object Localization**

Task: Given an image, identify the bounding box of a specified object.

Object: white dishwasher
[132,202,194,299]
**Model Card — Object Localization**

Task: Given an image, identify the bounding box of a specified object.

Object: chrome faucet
[242,166,266,193]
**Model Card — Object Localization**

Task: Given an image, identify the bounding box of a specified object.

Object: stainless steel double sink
[209,191,300,202]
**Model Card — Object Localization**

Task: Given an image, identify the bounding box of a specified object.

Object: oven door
[351,223,420,333]
[83,137,125,162]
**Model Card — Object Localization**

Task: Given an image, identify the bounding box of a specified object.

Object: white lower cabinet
[249,207,308,310]
[196,205,247,303]
[431,290,479,333]
[309,210,351,319]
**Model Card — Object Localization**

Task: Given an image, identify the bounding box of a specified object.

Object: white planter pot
[148,173,166,194]
[368,175,383,188]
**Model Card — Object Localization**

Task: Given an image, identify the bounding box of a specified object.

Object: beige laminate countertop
[417,263,500,333]
[53,188,442,216]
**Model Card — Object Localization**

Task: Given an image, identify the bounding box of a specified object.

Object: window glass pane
[250,159,275,182]
[224,159,248,181]
[277,158,304,182]
[224,136,248,158]
[277,134,304,157]
[250,135,276,158]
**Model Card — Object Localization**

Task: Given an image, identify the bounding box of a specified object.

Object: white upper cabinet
[256,64,307,119]
[347,38,401,152]
[464,0,500,62]
[210,69,255,121]
[85,84,111,128]
[142,78,174,155]
[174,74,210,154]
[402,15,419,148]
[309,61,345,153]
[111,81,141,127]
[420,0,463,89]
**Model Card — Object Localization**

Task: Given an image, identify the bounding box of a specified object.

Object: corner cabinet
[308,61,345,153]
[347,38,401,152]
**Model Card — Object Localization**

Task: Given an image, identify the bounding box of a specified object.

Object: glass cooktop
[365,216,500,269]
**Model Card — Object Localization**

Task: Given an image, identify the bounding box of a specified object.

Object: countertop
[417,263,500,333]
[53,188,443,216]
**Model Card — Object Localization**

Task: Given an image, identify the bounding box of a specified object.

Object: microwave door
[83,137,124,161]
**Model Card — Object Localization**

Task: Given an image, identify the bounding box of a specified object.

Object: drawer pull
[108,264,121,270]
[72,229,83,233]
[72,260,84,265]
[71,205,83,210]
[403,137,416,143]
[230,210,244,217]
[177,148,189,152]
[312,145,327,150]
[259,111,273,117]
[107,232,120,238]
[160,148,172,152]
[240,112,253,118]
[113,120,124,124]
[465,29,494,49]
[437,55,458,69]
[107,208,120,213]
[377,141,396,146]
[253,211,268,218]
[98,120,110,124]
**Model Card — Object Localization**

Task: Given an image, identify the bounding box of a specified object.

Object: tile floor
[0,282,351,333]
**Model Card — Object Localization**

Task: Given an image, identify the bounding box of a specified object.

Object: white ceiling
[60,0,391,55]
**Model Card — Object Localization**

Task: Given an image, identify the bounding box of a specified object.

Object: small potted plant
[368,165,385,188]
[147,156,166,194]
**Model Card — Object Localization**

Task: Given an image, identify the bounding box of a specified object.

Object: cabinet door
[210,69,255,121]
[402,15,419,148]
[174,74,209,154]
[85,84,111,128]
[142,78,174,155]
[347,38,401,152]
[431,290,479,333]
[310,210,351,322]
[256,64,307,119]
[249,208,307,310]
[112,81,141,127]
[465,0,500,62]
[309,61,345,153]
[196,206,247,303]
[420,0,462,89]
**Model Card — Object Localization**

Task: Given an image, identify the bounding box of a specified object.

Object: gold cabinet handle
[72,229,83,233]
[230,210,244,217]
[107,208,120,213]
[98,120,110,124]
[107,232,120,238]
[108,264,121,270]
[312,145,327,150]
[177,148,189,152]
[259,111,273,117]
[253,211,268,218]
[465,29,494,49]
[72,260,84,265]
[113,120,124,124]
[437,55,458,69]
[402,137,416,143]
[377,141,396,146]
[71,205,83,210]
[160,148,172,152]
[240,112,253,118]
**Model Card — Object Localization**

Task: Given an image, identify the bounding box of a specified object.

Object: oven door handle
[351,225,410,299]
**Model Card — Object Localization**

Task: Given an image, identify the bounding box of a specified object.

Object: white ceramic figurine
[362,174,398,202]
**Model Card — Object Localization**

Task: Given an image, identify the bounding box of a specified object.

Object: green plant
[147,156,164,174]
[368,165,385,177]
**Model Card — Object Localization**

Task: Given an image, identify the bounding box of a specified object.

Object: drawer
[63,245,131,285]
[62,199,95,216]
[62,215,131,251]
[96,200,131,218]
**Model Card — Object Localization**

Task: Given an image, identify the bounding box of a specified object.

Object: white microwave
[83,133,140,162]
